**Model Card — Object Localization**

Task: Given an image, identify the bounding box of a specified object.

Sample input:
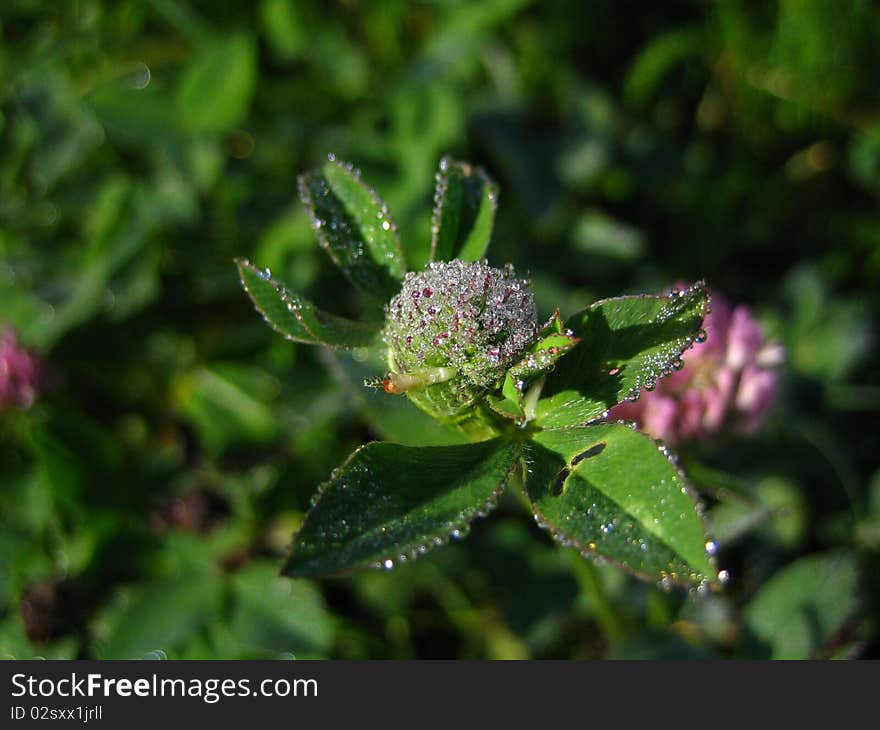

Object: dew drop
[128,61,151,89]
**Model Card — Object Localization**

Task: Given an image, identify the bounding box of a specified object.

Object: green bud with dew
[381,259,538,431]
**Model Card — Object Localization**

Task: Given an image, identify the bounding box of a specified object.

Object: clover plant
[237,156,723,589]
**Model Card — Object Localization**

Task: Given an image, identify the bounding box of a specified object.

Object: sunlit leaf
[430,156,499,262]
[299,158,404,300]
[523,423,718,586]
[538,282,709,428]
[236,258,381,348]
[488,311,579,422]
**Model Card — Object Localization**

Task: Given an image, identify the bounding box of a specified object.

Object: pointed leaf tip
[430,157,499,262]
[298,159,404,300]
[538,282,709,428]
[236,258,381,348]
[524,423,719,587]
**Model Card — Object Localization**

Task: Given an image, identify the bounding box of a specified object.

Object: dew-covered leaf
[523,423,718,587]
[298,158,404,300]
[488,311,580,422]
[430,156,499,262]
[236,258,381,348]
[283,438,520,578]
[744,550,859,659]
[538,282,709,428]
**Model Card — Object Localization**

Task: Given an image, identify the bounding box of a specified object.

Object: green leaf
[538,282,709,429]
[283,438,521,578]
[94,535,224,660]
[97,573,223,659]
[488,311,580,423]
[176,34,257,134]
[623,27,703,109]
[744,550,859,659]
[229,561,332,658]
[298,158,405,300]
[177,364,280,456]
[430,156,499,262]
[236,258,381,348]
[523,423,718,586]
[260,0,308,60]
[572,210,646,261]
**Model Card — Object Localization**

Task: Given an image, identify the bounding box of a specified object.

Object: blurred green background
[1,0,878,659]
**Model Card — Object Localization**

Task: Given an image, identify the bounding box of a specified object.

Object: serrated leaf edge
[537,281,711,428]
[429,155,499,262]
[236,258,380,349]
[522,424,721,589]
[282,440,522,578]
[297,157,405,287]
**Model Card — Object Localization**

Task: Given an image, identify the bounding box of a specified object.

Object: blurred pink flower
[610,287,782,445]
[0,326,42,411]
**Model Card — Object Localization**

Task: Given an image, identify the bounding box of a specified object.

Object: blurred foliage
[0,0,877,659]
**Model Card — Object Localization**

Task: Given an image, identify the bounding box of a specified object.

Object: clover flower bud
[383,259,538,418]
